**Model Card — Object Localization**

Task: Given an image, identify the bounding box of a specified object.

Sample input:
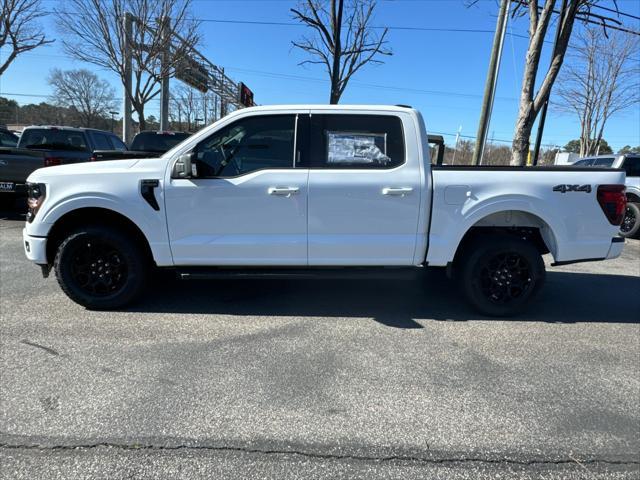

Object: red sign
[239,82,254,107]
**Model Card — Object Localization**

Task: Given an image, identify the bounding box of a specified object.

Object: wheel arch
[450,209,557,268]
[46,207,155,267]
[626,191,640,203]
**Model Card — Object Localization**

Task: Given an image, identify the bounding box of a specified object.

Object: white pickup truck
[23,105,627,316]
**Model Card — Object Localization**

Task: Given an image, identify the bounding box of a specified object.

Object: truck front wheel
[54,226,148,310]
[458,235,545,317]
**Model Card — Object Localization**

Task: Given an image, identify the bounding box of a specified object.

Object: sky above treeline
[1,0,639,150]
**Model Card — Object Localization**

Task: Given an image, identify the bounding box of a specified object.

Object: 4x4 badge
[553,184,592,193]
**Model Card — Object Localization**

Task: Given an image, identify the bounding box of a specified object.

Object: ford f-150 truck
[22,105,627,316]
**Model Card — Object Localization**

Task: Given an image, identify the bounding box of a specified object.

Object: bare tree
[507,0,633,165]
[170,84,200,131]
[556,27,639,156]
[48,69,117,128]
[509,0,581,165]
[291,0,391,104]
[0,0,53,75]
[55,0,200,130]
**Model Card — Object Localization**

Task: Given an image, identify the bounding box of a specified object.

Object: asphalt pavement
[1,210,639,479]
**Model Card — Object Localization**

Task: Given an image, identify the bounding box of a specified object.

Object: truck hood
[27,158,159,183]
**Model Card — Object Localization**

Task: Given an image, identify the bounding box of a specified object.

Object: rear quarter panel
[427,167,625,266]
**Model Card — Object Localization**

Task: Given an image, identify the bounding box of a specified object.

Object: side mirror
[172,152,198,178]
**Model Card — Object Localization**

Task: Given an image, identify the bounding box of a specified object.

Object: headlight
[26,183,46,223]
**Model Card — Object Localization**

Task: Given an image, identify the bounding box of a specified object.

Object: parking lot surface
[1,212,639,479]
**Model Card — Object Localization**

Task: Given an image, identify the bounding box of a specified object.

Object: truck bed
[428,164,626,266]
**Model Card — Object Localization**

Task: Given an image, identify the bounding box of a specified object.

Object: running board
[176,266,422,281]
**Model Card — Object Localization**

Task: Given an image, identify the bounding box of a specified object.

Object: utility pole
[472,0,510,166]
[159,16,170,132]
[531,0,567,166]
[122,12,133,143]
[452,125,462,165]
[109,110,119,133]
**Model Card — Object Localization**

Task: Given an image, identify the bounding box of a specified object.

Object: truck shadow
[131,269,640,327]
[0,200,27,221]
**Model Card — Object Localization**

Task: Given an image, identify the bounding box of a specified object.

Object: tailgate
[0,148,45,184]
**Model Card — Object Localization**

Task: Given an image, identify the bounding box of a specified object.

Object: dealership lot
[1,213,639,479]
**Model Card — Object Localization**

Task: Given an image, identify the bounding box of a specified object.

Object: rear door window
[573,159,593,166]
[592,157,615,167]
[0,130,18,147]
[309,114,405,169]
[91,133,112,150]
[108,136,128,151]
[20,129,89,151]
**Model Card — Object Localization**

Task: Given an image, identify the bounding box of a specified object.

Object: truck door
[307,112,422,266]
[164,113,309,266]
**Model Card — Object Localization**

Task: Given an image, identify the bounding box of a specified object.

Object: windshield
[130,132,190,153]
[20,129,89,151]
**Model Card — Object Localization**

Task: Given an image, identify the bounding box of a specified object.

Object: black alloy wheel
[458,235,545,317]
[479,252,533,305]
[69,238,128,296]
[54,226,148,309]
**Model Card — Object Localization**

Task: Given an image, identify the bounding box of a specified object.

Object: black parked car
[93,130,191,161]
[0,128,19,148]
[0,126,128,200]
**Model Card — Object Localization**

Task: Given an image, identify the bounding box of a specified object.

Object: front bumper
[23,228,47,264]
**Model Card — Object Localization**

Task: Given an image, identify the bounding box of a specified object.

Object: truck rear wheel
[458,235,545,317]
[54,226,148,310]
[620,202,640,238]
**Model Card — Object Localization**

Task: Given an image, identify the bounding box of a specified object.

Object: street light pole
[159,16,170,131]
[109,111,119,133]
[472,0,510,166]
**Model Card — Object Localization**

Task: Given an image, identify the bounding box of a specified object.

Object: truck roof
[236,104,417,114]
[21,125,112,133]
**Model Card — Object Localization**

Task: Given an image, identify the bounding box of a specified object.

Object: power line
[42,12,502,35]
[591,4,640,21]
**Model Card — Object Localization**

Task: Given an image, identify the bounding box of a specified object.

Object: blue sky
[1,0,639,150]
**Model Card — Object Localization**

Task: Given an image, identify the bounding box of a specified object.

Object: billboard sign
[175,57,209,93]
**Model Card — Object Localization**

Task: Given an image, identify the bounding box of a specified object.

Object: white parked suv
[572,154,640,238]
[23,105,627,316]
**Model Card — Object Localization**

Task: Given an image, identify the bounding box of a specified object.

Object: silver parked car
[573,154,640,238]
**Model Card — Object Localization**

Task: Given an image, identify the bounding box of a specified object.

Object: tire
[54,225,149,310]
[620,202,640,238]
[457,235,545,317]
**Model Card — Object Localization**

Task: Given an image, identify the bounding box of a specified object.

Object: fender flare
[427,195,563,266]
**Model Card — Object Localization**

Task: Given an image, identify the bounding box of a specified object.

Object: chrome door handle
[268,186,299,196]
[382,187,413,196]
